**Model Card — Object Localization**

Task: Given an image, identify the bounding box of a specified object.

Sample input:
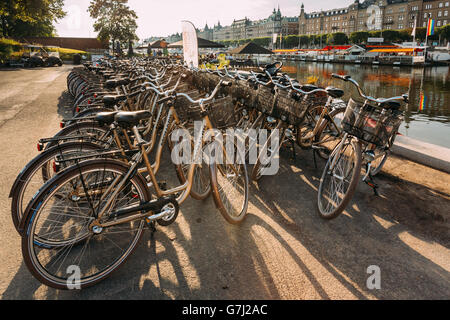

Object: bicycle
[19,79,249,289]
[316,73,408,219]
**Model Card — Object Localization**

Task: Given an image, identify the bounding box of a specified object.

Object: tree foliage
[0,0,66,38]
[216,24,450,49]
[327,32,348,45]
[349,31,370,44]
[88,0,138,53]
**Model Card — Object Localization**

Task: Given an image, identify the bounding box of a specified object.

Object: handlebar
[176,80,232,106]
[331,73,408,104]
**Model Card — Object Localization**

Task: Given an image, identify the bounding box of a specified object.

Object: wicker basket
[272,89,307,125]
[174,90,203,122]
[342,98,403,146]
[175,92,237,130]
[205,96,238,129]
[254,84,277,115]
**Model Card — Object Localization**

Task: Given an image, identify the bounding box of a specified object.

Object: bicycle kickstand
[312,148,318,169]
[146,218,157,237]
[290,139,296,161]
[363,163,379,196]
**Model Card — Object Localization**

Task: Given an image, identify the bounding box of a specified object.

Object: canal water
[281,61,450,149]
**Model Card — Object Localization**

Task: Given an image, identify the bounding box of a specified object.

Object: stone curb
[392,135,450,173]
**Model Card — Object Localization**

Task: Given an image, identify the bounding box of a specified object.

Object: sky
[55,0,344,40]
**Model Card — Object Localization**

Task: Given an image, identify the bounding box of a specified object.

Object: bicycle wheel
[317,138,362,219]
[45,120,110,150]
[169,122,211,200]
[210,135,249,224]
[369,148,388,176]
[297,106,323,149]
[10,141,102,234]
[21,159,150,289]
[369,133,397,176]
[251,127,281,181]
[314,106,346,160]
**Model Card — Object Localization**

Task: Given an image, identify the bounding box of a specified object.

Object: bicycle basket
[255,84,277,115]
[175,93,236,130]
[230,78,258,107]
[174,90,204,122]
[274,88,327,126]
[342,98,403,146]
[204,96,237,129]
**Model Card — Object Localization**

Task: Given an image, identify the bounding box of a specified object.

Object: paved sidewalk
[0,66,449,299]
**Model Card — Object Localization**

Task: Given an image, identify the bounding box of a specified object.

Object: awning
[168,37,225,48]
[228,42,273,55]
[369,48,424,53]
[149,39,168,49]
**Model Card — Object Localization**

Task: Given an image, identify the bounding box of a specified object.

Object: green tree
[88,0,138,54]
[327,32,348,45]
[349,31,370,44]
[377,30,400,42]
[299,35,309,48]
[415,27,427,41]
[0,0,66,38]
[437,24,450,42]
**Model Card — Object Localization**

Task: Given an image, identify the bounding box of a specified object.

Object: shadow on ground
[3,91,449,299]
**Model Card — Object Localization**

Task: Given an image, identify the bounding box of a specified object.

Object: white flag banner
[181,20,198,68]
[272,33,278,44]
[411,18,417,37]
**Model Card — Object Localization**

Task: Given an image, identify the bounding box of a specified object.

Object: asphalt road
[0,66,449,300]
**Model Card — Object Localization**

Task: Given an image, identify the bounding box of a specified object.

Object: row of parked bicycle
[9,57,408,289]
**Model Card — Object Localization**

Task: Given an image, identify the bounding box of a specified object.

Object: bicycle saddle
[264,62,280,76]
[300,84,319,92]
[325,87,345,98]
[105,78,130,88]
[380,101,401,111]
[102,94,127,106]
[95,111,118,125]
[115,110,152,128]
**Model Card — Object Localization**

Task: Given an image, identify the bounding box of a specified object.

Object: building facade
[168,7,298,43]
[299,0,450,36]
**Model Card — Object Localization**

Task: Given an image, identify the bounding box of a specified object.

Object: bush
[0,38,22,62]
[58,48,90,61]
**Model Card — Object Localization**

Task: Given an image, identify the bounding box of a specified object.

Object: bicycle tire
[210,136,249,224]
[317,138,362,219]
[21,159,150,289]
[10,141,103,234]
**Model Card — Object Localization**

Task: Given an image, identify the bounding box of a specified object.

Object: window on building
[445,10,449,16]
[398,24,404,29]
[439,11,443,17]
[446,2,450,7]
[399,15,404,20]
[437,20,442,26]
[425,4,432,9]
[440,3,444,8]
